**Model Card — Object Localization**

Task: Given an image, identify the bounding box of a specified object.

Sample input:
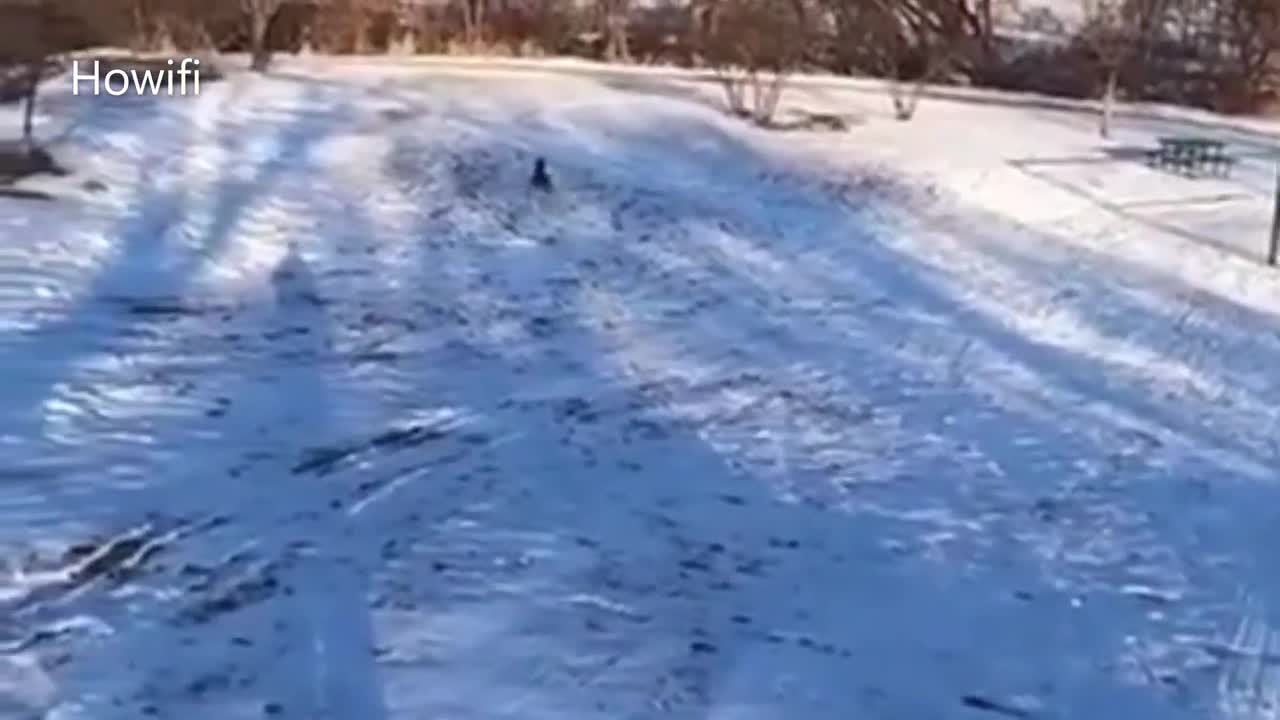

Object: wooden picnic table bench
[1147,136,1237,177]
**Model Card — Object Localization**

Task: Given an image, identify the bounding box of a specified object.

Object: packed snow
[3,56,1280,719]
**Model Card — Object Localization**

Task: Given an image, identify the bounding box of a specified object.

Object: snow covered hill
[2,57,1280,719]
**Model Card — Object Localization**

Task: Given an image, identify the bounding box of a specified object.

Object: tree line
[2,0,1279,130]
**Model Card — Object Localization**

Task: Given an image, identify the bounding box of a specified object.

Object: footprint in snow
[0,654,56,718]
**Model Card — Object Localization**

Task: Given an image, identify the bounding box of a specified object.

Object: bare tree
[881,19,949,119]
[1214,0,1280,111]
[702,0,810,125]
[314,0,393,53]
[243,0,286,70]
[600,0,632,61]
[1079,0,1166,136]
[1,0,87,152]
[459,0,487,46]
[951,0,997,75]
[132,0,240,51]
[388,0,421,53]
[851,0,974,120]
[0,0,99,187]
[14,63,41,152]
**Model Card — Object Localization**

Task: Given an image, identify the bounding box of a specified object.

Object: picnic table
[1147,136,1236,177]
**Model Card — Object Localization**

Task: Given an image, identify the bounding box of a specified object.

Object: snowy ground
[2,57,1280,719]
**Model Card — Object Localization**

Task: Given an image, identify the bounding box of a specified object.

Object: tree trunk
[978,0,994,68]
[891,74,927,121]
[605,17,631,62]
[888,43,946,122]
[249,6,274,72]
[463,0,486,47]
[1100,66,1118,138]
[390,28,418,55]
[131,0,150,50]
[21,64,39,151]
[353,18,370,54]
[715,68,748,116]
[754,71,786,126]
[299,25,314,56]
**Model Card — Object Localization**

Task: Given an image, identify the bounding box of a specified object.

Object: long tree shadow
[0,72,407,718]
[365,83,1280,717]
[8,63,1278,719]
[1008,156,1270,264]
[0,78,360,536]
[35,239,392,718]
[1027,103,1280,162]
[375,128,941,717]
[583,113,1280,714]
[6,93,398,714]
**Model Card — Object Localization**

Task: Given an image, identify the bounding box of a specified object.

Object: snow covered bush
[0,0,92,151]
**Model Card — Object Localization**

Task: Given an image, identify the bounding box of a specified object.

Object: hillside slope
[1,59,1279,719]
